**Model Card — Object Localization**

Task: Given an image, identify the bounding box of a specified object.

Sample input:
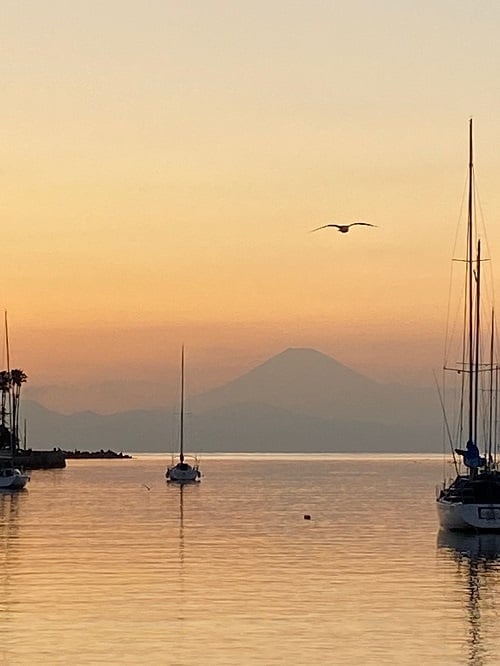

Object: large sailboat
[436,120,500,531]
[165,347,201,484]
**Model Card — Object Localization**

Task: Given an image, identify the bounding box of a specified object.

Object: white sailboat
[436,120,500,531]
[0,466,29,491]
[165,346,201,484]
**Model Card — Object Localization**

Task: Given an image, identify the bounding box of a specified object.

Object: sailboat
[0,314,29,491]
[436,120,500,530]
[165,346,201,484]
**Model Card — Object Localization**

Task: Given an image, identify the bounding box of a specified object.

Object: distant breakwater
[9,448,132,470]
[63,449,132,460]
[13,449,66,470]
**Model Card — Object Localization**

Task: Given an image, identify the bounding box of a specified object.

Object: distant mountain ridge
[191,348,375,415]
[20,347,442,453]
[191,347,439,426]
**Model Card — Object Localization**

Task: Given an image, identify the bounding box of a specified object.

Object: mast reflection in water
[438,531,500,666]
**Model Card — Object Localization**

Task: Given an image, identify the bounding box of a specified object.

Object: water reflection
[169,483,187,632]
[178,484,185,569]
[0,491,24,664]
[438,531,500,666]
[0,456,486,664]
[0,490,23,573]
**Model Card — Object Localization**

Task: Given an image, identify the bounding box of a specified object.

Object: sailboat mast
[488,309,495,466]
[467,118,475,445]
[474,240,481,448]
[495,364,499,466]
[4,311,13,461]
[179,345,185,463]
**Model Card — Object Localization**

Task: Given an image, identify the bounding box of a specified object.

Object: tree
[10,369,27,450]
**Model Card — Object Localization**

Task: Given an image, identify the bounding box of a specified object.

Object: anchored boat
[436,120,500,531]
[165,346,201,484]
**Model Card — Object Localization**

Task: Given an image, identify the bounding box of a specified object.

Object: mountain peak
[274,347,330,359]
[254,347,369,382]
[190,346,377,417]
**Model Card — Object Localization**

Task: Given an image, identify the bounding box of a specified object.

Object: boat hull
[0,470,29,491]
[437,498,500,531]
[166,465,200,484]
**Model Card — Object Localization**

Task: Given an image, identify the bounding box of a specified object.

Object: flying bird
[310,221,376,234]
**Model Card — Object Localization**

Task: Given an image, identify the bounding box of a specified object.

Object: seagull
[310,221,376,234]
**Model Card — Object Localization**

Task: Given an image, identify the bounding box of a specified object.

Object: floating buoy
[303,514,311,520]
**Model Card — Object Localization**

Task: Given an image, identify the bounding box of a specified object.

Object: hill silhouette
[191,347,439,426]
[20,348,441,453]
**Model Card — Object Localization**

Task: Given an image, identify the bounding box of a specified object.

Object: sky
[3,1,500,411]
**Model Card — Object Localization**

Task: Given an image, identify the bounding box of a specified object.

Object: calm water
[0,454,499,665]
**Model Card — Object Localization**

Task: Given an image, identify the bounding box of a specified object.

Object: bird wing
[309,224,340,232]
[350,222,376,227]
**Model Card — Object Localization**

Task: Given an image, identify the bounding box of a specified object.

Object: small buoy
[303,514,311,520]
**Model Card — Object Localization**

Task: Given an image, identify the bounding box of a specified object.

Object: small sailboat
[0,465,29,491]
[165,346,201,484]
[436,120,500,530]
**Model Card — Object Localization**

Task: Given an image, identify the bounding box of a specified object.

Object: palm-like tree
[0,371,10,448]
[10,369,27,451]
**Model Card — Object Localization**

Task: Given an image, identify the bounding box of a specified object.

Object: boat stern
[437,499,500,531]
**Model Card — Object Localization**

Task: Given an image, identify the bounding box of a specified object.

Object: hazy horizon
[18,347,443,453]
[22,344,440,414]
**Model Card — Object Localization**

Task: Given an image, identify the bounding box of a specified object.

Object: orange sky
[4,1,500,410]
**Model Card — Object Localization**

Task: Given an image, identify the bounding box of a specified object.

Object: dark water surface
[0,454,498,665]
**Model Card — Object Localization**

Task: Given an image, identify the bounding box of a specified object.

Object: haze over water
[0,455,498,665]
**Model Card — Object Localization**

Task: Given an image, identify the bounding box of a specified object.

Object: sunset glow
[4,1,500,410]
